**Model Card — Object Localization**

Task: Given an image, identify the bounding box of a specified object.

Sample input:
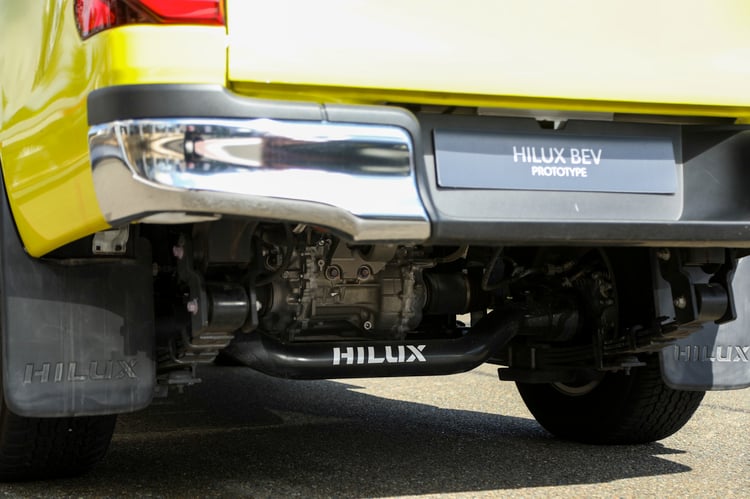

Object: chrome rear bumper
[89,118,430,242]
[87,85,750,248]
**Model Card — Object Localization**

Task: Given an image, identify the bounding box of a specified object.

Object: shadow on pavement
[2,365,691,497]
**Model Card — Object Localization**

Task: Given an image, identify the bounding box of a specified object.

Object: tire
[516,356,705,444]
[0,401,116,481]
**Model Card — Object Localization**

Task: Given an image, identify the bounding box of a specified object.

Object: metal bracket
[655,248,735,326]
[92,227,129,255]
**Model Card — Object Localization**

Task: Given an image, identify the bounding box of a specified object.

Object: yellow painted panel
[231,82,750,121]
[0,0,226,256]
[227,0,750,110]
[92,26,228,87]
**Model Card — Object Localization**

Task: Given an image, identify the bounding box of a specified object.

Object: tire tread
[0,408,116,481]
[516,356,705,444]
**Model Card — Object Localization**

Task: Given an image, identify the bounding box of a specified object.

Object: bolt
[363,321,373,330]
[325,266,341,280]
[674,296,688,309]
[657,248,671,261]
[255,300,263,312]
[357,265,372,280]
[172,245,184,260]
[186,298,199,315]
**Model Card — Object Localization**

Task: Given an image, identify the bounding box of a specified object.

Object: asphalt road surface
[1,363,748,498]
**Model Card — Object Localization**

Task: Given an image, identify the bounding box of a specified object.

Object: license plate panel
[434,130,677,194]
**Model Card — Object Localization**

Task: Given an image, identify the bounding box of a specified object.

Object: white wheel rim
[552,379,601,396]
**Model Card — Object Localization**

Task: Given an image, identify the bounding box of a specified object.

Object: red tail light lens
[137,1,224,24]
[75,0,224,39]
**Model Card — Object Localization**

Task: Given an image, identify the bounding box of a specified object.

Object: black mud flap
[660,257,750,390]
[0,183,155,417]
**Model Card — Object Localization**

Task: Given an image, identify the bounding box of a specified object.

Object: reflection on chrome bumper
[89,118,430,241]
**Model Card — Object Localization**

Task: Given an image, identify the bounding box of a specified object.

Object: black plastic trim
[87,84,324,124]
[432,220,750,247]
[419,113,750,247]
[87,84,428,131]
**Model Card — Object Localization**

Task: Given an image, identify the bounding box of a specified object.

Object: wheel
[516,355,705,444]
[0,400,116,481]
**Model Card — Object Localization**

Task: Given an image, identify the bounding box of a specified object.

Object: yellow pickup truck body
[0,0,748,482]
[2,0,750,255]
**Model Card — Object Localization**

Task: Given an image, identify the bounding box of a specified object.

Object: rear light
[75,0,224,39]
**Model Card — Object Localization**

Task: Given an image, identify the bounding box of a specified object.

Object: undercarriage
[143,221,740,392]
